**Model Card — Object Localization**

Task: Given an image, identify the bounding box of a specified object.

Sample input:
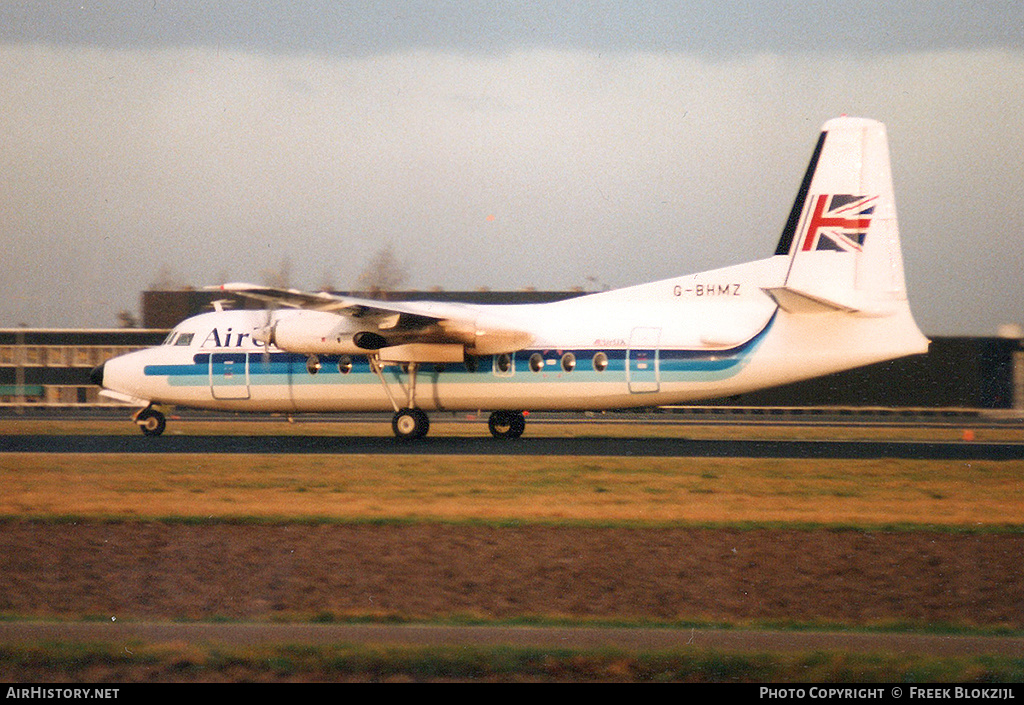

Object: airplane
[92,116,929,439]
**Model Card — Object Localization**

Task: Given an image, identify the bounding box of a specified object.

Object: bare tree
[149,264,189,290]
[260,256,293,289]
[355,244,409,299]
[317,269,337,292]
[116,310,138,328]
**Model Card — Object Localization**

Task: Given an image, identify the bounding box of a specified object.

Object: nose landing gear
[134,406,167,437]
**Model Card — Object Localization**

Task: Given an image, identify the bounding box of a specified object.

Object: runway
[2,432,1022,459]
[0,432,1019,459]
[3,406,1021,458]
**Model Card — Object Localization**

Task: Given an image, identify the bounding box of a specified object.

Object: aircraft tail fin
[760,117,928,370]
[768,117,911,316]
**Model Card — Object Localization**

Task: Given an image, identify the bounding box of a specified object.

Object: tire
[392,408,429,440]
[488,410,525,439]
[137,409,166,437]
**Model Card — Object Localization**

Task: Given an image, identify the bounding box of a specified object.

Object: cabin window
[493,352,514,377]
[529,353,544,373]
[306,355,321,375]
[338,356,353,374]
[561,352,576,372]
[593,352,608,372]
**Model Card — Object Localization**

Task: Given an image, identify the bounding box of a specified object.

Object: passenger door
[627,327,661,393]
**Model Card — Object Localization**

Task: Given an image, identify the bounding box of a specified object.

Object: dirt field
[3,417,1023,680]
[3,520,1023,628]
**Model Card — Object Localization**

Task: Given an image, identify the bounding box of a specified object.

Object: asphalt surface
[2,432,1022,459]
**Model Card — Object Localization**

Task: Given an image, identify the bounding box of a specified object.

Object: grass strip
[2,453,1022,528]
[2,641,1022,682]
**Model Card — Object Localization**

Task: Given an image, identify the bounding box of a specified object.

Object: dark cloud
[2,3,1023,334]
[3,1,1023,57]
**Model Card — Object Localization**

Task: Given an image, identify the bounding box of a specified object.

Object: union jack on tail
[800,194,877,252]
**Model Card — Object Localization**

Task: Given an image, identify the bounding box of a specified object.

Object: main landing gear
[392,407,526,440]
[370,353,527,440]
[369,355,431,441]
[487,410,526,439]
[392,407,430,440]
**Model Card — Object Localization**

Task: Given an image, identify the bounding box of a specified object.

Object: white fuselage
[95,117,932,439]
[100,255,928,415]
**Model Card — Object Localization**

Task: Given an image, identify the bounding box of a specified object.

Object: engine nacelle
[270,311,369,355]
[464,312,535,355]
[264,309,533,357]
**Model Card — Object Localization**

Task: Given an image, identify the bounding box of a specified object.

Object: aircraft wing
[214,282,476,323]
[210,283,534,358]
[214,282,403,315]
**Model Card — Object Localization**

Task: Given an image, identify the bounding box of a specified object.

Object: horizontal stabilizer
[762,286,860,314]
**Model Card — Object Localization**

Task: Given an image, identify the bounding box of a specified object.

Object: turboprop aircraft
[93,116,929,439]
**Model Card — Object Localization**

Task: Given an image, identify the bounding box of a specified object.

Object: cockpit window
[174,333,195,346]
[163,332,177,346]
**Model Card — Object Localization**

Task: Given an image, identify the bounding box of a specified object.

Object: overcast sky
[2,2,1023,335]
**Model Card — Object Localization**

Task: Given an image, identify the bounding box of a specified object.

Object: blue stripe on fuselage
[144,312,775,385]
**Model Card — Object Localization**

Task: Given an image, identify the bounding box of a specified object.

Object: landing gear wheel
[136,408,166,437]
[488,410,526,439]
[392,408,430,440]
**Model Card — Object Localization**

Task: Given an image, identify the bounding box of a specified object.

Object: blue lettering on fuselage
[202,328,223,348]
[201,328,255,348]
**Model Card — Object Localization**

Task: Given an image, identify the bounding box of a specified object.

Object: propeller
[252,305,276,366]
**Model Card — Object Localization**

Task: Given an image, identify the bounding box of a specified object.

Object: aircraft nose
[90,363,104,387]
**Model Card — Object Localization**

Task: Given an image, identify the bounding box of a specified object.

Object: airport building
[0,328,165,406]
[1,289,1022,411]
